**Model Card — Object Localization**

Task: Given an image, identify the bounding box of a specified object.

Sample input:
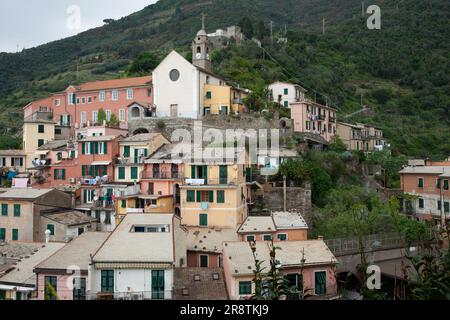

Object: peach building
[237,211,308,242]
[336,121,386,152]
[222,240,338,300]
[290,100,337,143]
[399,159,450,223]
[23,76,153,135]
[34,232,110,300]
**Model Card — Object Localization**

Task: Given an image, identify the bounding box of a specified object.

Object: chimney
[0,253,6,265]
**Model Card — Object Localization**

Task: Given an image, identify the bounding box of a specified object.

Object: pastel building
[23,76,153,133]
[0,188,72,242]
[337,122,385,152]
[290,100,337,143]
[237,211,308,242]
[0,150,27,173]
[202,84,249,116]
[180,153,250,229]
[88,214,187,300]
[222,240,338,300]
[268,81,307,108]
[34,232,110,300]
[399,159,450,222]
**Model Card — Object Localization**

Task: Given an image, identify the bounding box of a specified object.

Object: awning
[91,161,111,166]
[138,195,158,200]
[34,150,49,155]
[0,284,35,292]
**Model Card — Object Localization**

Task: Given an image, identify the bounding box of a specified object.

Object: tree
[128,52,161,76]
[328,136,348,153]
[239,17,254,39]
[97,108,106,125]
[108,113,119,127]
[255,20,269,40]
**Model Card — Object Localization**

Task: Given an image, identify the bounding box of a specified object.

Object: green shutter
[418,178,424,188]
[82,143,86,155]
[197,190,201,202]
[0,228,5,241]
[187,190,195,202]
[191,165,196,179]
[444,180,449,190]
[131,167,138,180]
[103,142,107,154]
[54,169,57,179]
[12,229,19,241]
[220,165,228,184]
[82,166,85,177]
[123,146,130,158]
[47,224,55,236]
[208,191,214,203]
[217,190,225,203]
[118,167,125,180]
[61,169,66,180]
[121,200,127,208]
[1,204,8,216]
[13,204,20,217]
[199,214,208,226]
[144,149,148,157]
[315,271,327,295]
[203,166,208,183]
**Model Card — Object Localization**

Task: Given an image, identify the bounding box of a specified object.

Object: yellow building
[116,194,175,224]
[22,118,56,170]
[203,84,249,116]
[180,153,250,228]
[114,133,170,183]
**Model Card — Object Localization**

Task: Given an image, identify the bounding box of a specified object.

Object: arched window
[197,46,201,54]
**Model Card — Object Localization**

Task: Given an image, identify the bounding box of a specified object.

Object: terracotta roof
[187,227,238,253]
[0,188,54,200]
[238,216,276,234]
[122,133,163,143]
[73,76,152,92]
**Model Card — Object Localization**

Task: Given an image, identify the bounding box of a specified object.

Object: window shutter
[103,142,107,154]
[54,169,57,179]
[203,166,208,182]
[191,166,196,179]
[61,169,66,180]
[208,191,214,203]
[82,166,85,177]
[20,158,23,166]
[82,143,86,155]
[144,149,148,157]
[197,191,201,202]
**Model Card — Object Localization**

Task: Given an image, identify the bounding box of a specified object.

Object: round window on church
[169,69,180,82]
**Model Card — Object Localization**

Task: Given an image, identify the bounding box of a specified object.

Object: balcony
[80,176,110,185]
[24,111,53,122]
[141,170,183,180]
[32,159,52,167]
[89,290,172,300]
[184,178,238,186]
[318,114,326,121]
[233,98,244,104]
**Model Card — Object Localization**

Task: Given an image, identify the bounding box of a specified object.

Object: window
[112,90,118,101]
[220,106,228,115]
[81,97,86,104]
[239,281,252,295]
[151,270,165,299]
[284,101,289,108]
[200,255,209,268]
[0,228,5,241]
[104,212,111,225]
[284,88,289,95]
[285,273,303,300]
[418,178,424,188]
[93,111,98,124]
[68,93,75,105]
[187,190,195,202]
[438,200,442,211]
[246,235,255,242]
[54,99,61,107]
[127,88,134,100]
[418,198,424,209]
[131,167,138,180]
[44,276,58,300]
[206,91,212,99]
[47,224,55,236]
[219,165,228,184]
[121,200,127,209]
[199,214,208,226]
[123,146,130,158]
[13,204,20,217]
[277,234,287,241]
[57,152,62,161]
[106,110,111,122]
[203,107,211,116]
[315,271,327,295]
[81,112,87,125]
[445,202,450,213]
[101,270,114,293]
[1,204,7,216]
[54,169,66,180]
[87,96,92,103]
[444,180,449,190]
[99,91,106,102]
[12,229,18,241]
[197,190,213,203]
[73,278,86,300]
[169,69,180,82]
[38,139,45,147]
[38,125,45,133]
[76,98,80,104]
[119,109,125,122]
[118,167,125,180]
[263,234,272,241]
[217,190,225,203]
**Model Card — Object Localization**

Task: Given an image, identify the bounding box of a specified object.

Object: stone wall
[262,184,313,227]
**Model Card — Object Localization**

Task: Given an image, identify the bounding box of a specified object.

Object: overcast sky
[0,0,158,53]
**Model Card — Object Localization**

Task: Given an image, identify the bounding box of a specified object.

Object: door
[148,182,154,195]
[200,255,209,268]
[73,277,86,300]
[315,271,327,295]
[170,104,178,118]
[152,270,165,299]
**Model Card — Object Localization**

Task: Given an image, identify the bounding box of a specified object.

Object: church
[152,16,248,119]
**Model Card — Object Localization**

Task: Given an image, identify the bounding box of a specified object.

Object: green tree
[97,108,107,125]
[128,52,161,76]
[239,17,254,39]
[108,113,119,127]
[328,136,348,153]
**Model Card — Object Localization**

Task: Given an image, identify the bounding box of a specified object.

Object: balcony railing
[24,111,53,122]
[88,290,173,300]
[233,98,244,104]
[184,178,239,186]
[80,176,110,185]
[141,170,183,180]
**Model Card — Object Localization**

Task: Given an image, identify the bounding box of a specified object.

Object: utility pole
[322,17,326,35]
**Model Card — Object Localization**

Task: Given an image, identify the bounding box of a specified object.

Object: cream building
[268,81,307,108]
[22,119,56,170]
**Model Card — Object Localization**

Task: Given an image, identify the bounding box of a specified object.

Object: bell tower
[192,14,212,72]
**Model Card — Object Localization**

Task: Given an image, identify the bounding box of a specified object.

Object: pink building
[290,100,337,143]
[23,76,153,136]
[222,240,338,300]
[34,232,109,300]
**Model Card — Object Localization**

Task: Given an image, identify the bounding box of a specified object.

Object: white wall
[90,268,173,300]
[269,82,304,107]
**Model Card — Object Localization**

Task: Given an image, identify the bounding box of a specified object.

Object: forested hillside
[0,0,448,158]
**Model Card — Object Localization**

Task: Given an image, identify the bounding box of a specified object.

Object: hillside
[0,0,449,158]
